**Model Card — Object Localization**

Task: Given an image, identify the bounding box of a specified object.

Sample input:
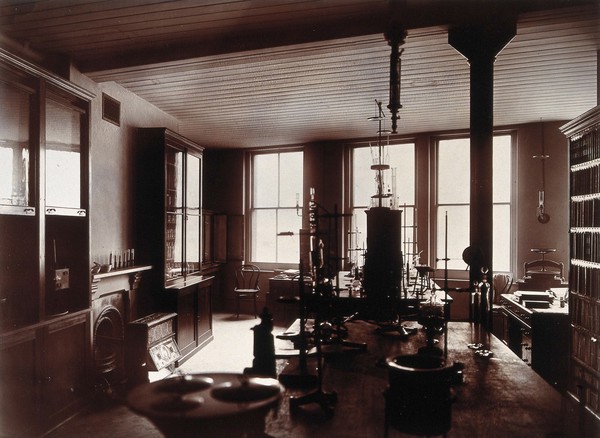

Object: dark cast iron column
[448,23,515,324]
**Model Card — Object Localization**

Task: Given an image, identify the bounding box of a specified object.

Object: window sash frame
[433,132,515,274]
[348,140,417,266]
[247,148,304,267]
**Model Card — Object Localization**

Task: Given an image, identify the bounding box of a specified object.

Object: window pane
[251,150,304,263]
[436,135,512,273]
[46,149,80,208]
[186,153,201,212]
[349,209,365,266]
[254,154,278,208]
[353,143,415,208]
[352,147,374,207]
[45,99,81,209]
[401,207,418,261]
[493,204,510,271]
[277,209,302,263]
[279,151,303,208]
[352,143,415,263]
[438,138,469,204]
[0,83,30,207]
[389,144,415,205]
[493,135,511,203]
[436,206,469,270]
[0,147,14,204]
[252,209,276,262]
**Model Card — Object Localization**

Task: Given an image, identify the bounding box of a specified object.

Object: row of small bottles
[93,248,135,269]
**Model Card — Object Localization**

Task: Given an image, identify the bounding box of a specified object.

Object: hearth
[92,289,127,394]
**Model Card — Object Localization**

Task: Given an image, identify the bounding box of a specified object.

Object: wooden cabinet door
[0,328,39,437]
[197,280,213,347]
[176,288,197,360]
[42,313,90,428]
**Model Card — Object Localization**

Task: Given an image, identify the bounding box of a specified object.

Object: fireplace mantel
[92,265,153,322]
[92,265,152,296]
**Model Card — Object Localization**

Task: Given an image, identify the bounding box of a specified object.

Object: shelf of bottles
[165,147,184,281]
[561,106,600,419]
[163,144,201,284]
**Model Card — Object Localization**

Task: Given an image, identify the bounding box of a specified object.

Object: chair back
[235,264,261,291]
[492,273,513,304]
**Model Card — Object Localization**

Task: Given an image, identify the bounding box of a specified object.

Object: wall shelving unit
[561,106,600,431]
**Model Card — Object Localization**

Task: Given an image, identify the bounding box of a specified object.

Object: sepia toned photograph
[0,1,598,437]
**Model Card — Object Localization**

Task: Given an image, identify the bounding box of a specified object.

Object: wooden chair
[492,273,514,303]
[234,264,261,318]
[491,273,513,337]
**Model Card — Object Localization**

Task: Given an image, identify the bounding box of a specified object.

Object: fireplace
[91,265,152,395]
[92,291,126,386]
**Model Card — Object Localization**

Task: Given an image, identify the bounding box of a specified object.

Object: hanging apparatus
[369,100,391,208]
[533,121,550,223]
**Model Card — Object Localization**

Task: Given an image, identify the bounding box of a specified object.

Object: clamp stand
[289,310,338,417]
[320,312,367,354]
[277,274,318,389]
[373,295,419,338]
[413,265,433,296]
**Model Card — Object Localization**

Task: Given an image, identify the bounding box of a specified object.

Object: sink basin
[386,354,456,387]
[155,375,214,394]
[211,377,282,403]
[151,394,204,412]
[127,372,284,437]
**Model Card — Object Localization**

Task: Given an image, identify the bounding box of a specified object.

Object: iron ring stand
[289,271,338,417]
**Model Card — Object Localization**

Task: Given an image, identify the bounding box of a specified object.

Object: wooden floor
[46,313,278,438]
[45,312,596,438]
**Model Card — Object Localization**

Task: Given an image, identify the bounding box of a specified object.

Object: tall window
[351,142,416,265]
[492,135,512,272]
[436,135,512,271]
[250,150,303,264]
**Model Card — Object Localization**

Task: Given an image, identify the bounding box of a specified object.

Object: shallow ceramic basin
[211,377,282,403]
[155,375,214,394]
[151,394,205,412]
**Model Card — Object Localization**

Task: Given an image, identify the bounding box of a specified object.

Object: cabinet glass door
[165,147,184,282]
[45,97,82,214]
[0,81,33,214]
[185,153,201,276]
[186,214,201,275]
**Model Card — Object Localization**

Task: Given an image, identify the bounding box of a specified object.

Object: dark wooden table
[266,320,566,437]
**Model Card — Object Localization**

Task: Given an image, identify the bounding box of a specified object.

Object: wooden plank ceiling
[1,0,598,149]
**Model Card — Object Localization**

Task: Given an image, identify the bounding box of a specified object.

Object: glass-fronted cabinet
[136,128,204,287]
[45,92,87,216]
[0,72,35,216]
[162,143,202,284]
[0,56,91,331]
[0,50,93,437]
[0,71,38,330]
[136,128,213,364]
[185,152,202,276]
[165,146,184,281]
